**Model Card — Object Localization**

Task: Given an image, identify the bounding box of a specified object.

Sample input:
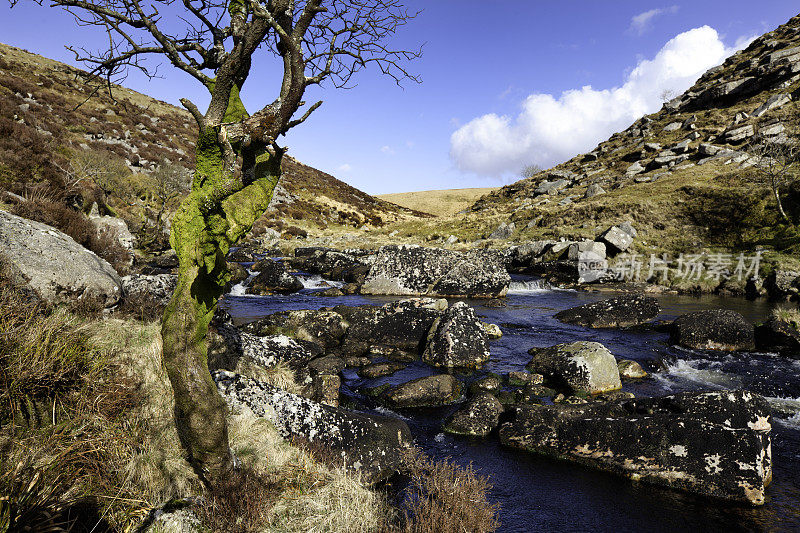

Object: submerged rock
[361,245,510,298]
[358,361,406,379]
[499,390,772,505]
[554,294,660,328]
[670,309,755,351]
[617,359,648,379]
[423,302,490,369]
[527,341,622,394]
[444,392,504,437]
[385,374,463,408]
[215,372,411,483]
[0,210,122,306]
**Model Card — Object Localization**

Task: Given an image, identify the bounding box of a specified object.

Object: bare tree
[748,132,797,224]
[56,149,129,214]
[520,163,542,179]
[13,0,420,485]
[149,163,191,247]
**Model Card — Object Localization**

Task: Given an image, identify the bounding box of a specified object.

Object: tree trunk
[773,185,790,223]
[161,118,281,485]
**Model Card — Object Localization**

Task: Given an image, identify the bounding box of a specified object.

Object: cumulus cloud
[450,26,743,178]
[630,6,679,36]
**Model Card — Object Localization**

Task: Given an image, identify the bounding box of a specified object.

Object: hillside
[384,14,800,267]
[0,42,424,248]
[377,187,498,216]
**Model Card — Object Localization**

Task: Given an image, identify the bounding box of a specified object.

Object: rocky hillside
[0,42,424,244]
[449,14,800,263]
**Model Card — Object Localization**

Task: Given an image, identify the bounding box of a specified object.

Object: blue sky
[0,1,798,194]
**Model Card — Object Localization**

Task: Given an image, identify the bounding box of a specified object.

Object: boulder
[88,207,135,263]
[764,270,800,300]
[754,316,800,357]
[663,122,682,132]
[567,241,606,261]
[209,324,314,378]
[481,322,503,339]
[246,260,303,295]
[215,372,411,483]
[337,298,445,359]
[227,261,249,286]
[384,374,463,408]
[526,341,622,394]
[499,390,772,505]
[625,162,645,176]
[534,179,569,196]
[242,309,348,354]
[554,294,660,328]
[443,392,504,437]
[489,222,515,239]
[617,359,648,379]
[598,225,634,254]
[723,124,755,143]
[752,93,791,117]
[0,210,122,306]
[423,302,490,369]
[361,245,510,298]
[583,183,606,198]
[290,249,372,283]
[121,273,177,306]
[670,310,755,351]
[469,374,502,394]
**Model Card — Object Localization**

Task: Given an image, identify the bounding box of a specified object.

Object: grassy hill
[375,14,800,271]
[377,187,498,217]
[0,42,425,251]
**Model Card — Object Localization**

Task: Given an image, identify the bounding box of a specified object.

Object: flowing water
[221,273,800,532]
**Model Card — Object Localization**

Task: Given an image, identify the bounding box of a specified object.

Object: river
[221,274,800,532]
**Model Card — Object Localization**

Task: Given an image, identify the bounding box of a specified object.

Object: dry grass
[377,188,498,217]
[393,447,500,533]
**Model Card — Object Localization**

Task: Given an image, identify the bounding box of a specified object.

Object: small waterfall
[298,275,344,290]
[507,279,554,293]
[228,269,257,296]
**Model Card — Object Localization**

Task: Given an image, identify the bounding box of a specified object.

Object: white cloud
[450,26,744,178]
[630,6,679,36]
[337,163,352,173]
[380,145,395,155]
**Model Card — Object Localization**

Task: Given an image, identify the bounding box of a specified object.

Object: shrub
[395,447,500,533]
[282,225,308,239]
[195,467,281,533]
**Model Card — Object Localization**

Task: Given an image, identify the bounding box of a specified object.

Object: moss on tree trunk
[161,89,280,484]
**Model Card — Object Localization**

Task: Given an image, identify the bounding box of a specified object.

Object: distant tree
[660,88,677,103]
[57,150,129,214]
[748,131,797,224]
[14,0,420,485]
[521,163,543,179]
[149,163,191,248]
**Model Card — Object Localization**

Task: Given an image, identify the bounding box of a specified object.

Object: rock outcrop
[0,210,122,306]
[121,273,177,305]
[215,371,411,483]
[361,245,510,298]
[554,294,661,328]
[527,341,622,394]
[670,309,755,351]
[499,390,772,505]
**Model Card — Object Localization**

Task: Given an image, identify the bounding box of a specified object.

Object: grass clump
[393,447,501,533]
[774,306,800,329]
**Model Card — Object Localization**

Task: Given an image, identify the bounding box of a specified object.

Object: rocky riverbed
[211,248,800,531]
